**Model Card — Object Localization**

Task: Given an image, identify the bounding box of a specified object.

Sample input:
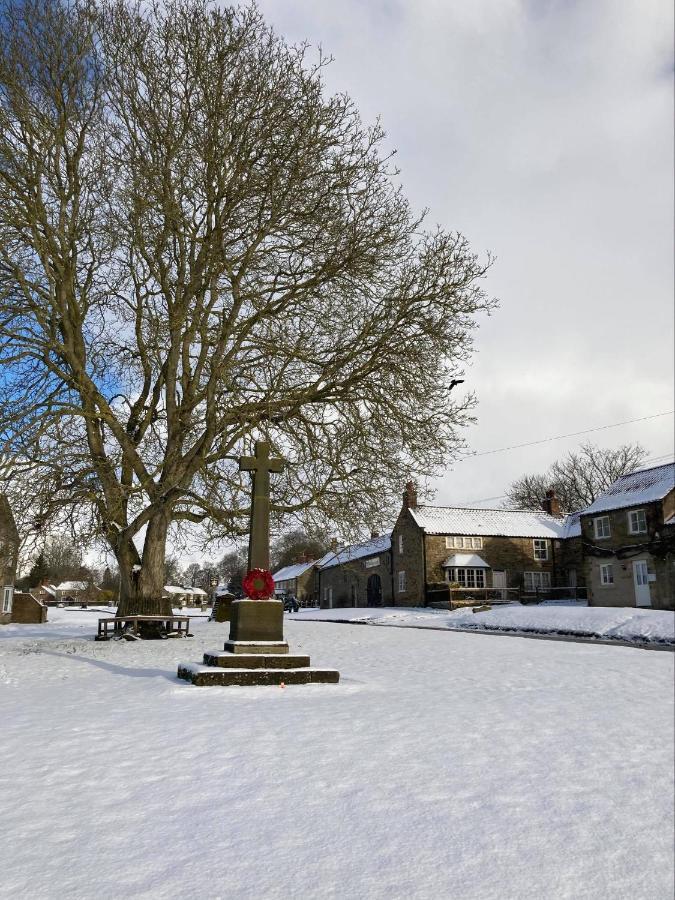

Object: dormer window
[593,516,611,540]
[445,536,483,550]
[627,509,647,535]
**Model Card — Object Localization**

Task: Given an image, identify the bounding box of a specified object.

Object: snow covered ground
[1,608,673,899]
[290,602,675,646]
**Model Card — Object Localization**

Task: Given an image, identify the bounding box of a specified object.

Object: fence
[427,584,588,608]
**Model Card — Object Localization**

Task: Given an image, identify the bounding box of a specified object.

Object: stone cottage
[0,494,19,625]
[579,462,674,609]
[391,483,581,606]
[317,534,392,608]
[273,557,328,605]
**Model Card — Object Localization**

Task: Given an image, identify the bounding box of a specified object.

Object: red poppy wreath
[242,568,275,601]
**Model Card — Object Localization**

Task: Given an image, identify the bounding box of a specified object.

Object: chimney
[370,530,380,539]
[542,489,561,517]
[402,481,418,509]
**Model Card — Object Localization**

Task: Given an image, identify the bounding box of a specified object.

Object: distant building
[580,463,674,609]
[0,494,18,625]
[317,535,392,608]
[53,581,91,605]
[273,556,331,605]
[162,585,209,607]
[32,583,58,606]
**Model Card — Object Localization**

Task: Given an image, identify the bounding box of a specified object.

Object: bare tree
[0,0,496,616]
[505,442,648,513]
[271,527,332,571]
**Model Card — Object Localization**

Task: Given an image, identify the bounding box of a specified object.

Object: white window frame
[593,516,611,540]
[447,568,485,589]
[398,534,404,555]
[599,564,614,586]
[445,536,483,550]
[533,539,549,561]
[2,586,13,613]
[627,509,647,535]
[398,571,406,593]
[523,571,551,592]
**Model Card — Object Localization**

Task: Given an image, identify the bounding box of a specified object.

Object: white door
[492,570,507,600]
[633,560,651,607]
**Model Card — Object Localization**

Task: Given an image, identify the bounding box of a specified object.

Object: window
[628,509,647,535]
[398,571,406,592]
[364,557,380,569]
[2,586,12,613]
[600,564,614,586]
[447,568,486,589]
[523,571,551,592]
[533,539,549,561]
[398,534,404,555]
[593,516,611,539]
[445,536,483,550]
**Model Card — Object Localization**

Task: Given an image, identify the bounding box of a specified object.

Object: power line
[461,411,674,459]
[456,449,674,506]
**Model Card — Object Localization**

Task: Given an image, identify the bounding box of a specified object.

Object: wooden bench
[96,615,191,641]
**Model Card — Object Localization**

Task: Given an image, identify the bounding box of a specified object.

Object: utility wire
[461,411,674,459]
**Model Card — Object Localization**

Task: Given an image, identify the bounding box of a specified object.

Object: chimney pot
[542,489,561,517]
[403,481,418,509]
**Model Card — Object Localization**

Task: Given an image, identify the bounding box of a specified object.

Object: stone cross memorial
[238,440,284,571]
[177,440,339,686]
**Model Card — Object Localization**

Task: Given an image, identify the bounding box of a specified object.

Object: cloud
[256,0,674,506]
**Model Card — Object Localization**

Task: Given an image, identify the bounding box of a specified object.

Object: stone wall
[391,509,426,606]
[424,534,557,590]
[0,494,18,625]
[11,592,48,624]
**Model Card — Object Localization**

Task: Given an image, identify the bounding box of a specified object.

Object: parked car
[283,594,299,613]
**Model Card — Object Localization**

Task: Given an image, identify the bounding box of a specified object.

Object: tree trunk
[116,510,173,620]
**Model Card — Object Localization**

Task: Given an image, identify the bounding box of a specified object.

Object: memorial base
[177,597,339,686]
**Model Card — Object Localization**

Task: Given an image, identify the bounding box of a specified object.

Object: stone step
[203,651,311,669]
[177,663,340,687]
[223,640,289,655]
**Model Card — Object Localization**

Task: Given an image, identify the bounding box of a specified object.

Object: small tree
[0,0,495,616]
[217,548,247,595]
[506,442,648,513]
[271,527,333,571]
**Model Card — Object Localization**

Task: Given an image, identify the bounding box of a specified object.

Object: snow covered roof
[582,463,675,515]
[190,587,208,596]
[273,560,316,582]
[163,585,189,595]
[408,506,567,538]
[55,581,88,592]
[560,510,582,539]
[442,553,490,568]
[319,534,391,570]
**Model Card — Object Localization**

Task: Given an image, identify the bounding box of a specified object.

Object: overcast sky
[257,0,674,509]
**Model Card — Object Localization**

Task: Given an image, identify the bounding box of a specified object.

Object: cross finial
[239,442,285,571]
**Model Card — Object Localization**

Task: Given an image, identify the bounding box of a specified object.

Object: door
[492,570,507,601]
[367,574,383,607]
[633,560,651,607]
